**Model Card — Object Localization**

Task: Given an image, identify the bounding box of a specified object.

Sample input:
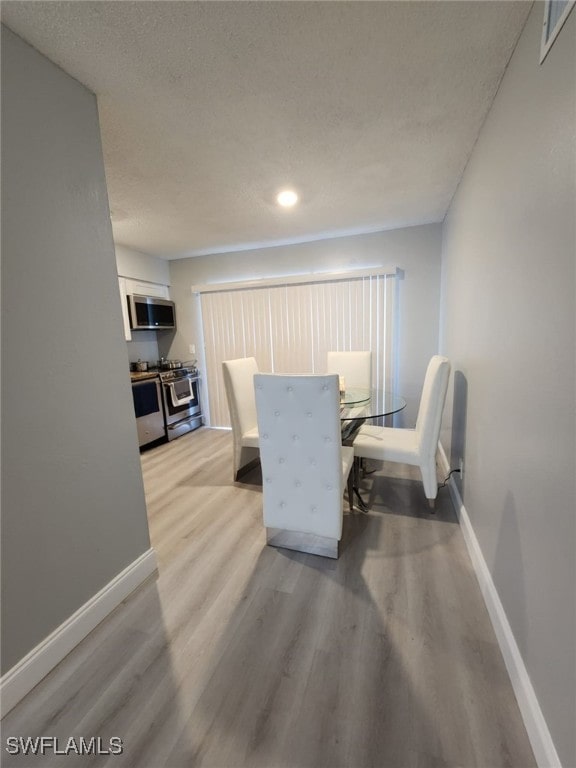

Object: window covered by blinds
[540,0,575,62]
[199,270,397,428]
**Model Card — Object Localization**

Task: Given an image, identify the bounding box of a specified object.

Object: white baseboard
[438,445,561,768]
[0,548,157,719]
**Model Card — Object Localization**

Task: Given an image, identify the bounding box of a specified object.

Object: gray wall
[1,27,151,673]
[166,224,443,424]
[115,244,170,285]
[440,5,575,766]
[125,331,160,367]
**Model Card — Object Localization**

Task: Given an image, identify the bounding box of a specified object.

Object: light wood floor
[3,428,536,768]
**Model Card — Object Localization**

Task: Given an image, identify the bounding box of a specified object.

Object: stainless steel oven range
[159,363,202,441]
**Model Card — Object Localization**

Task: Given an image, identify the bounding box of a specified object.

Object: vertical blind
[198,270,397,427]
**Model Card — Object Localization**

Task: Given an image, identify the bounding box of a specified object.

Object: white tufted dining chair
[352,356,451,509]
[222,357,260,481]
[254,373,355,559]
[326,351,372,390]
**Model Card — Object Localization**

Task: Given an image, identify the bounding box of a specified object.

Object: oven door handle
[166,380,194,408]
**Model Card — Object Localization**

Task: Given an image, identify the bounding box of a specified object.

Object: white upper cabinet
[118,278,171,340]
[115,246,171,339]
[118,277,132,340]
[127,280,170,299]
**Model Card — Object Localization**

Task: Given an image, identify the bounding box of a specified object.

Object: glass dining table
[340,388,406,441]
[339,388,407,511]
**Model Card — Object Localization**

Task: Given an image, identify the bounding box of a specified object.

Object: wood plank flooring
[2,428,536,768]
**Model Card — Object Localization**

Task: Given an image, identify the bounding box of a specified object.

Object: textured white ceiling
[2,1,531,259]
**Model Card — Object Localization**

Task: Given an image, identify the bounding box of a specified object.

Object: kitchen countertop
[130,370,160,382]
[130,362,198,382]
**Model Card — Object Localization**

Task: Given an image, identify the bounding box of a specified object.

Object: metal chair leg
[353,458,369,512]
[347,470,354,513]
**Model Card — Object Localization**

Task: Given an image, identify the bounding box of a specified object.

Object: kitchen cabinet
[118,277,171,340]
[126,280,170,299]
[132,377,166,447]
[118,277,132,340]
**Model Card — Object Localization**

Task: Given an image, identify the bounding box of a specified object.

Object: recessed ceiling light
[276,189,299,208]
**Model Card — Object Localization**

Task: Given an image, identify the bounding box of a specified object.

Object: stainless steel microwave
[127,294,176,330]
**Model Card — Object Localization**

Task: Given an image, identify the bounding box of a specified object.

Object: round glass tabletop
[339,388,406,421]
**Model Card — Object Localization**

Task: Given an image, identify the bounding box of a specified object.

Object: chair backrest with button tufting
[254,373,344,541]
